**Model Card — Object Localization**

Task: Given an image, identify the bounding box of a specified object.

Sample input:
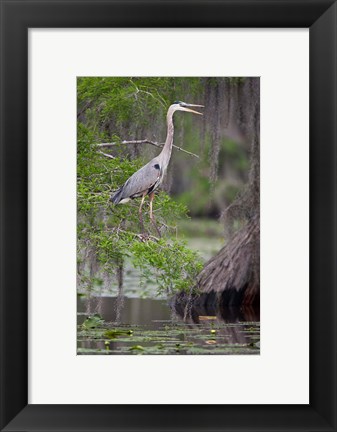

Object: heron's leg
[139,192,146,233]
[149,192,161,237]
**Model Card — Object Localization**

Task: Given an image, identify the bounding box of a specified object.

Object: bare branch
[97,150,115,159]
[98,140,162,149]
[97,140,199,159]
[173,145,199,159]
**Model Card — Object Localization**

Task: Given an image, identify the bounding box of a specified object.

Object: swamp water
[77,237,260,355]
[77,297,260,355]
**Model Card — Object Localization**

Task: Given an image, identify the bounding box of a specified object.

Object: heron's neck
[159,108,174,170]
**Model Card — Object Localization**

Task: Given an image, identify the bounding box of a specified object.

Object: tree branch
[97,140,199,159]
[114,227,159,242]
[97,150,115,159]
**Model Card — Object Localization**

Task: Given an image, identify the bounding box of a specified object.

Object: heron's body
[110,155,163,204]
[110,101,203,234]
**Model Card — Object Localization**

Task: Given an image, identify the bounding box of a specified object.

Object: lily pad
[81,314,105,329]
[129,345,145,351]
[104,329,133,339]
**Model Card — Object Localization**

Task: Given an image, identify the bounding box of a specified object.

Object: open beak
[182,104,204,115]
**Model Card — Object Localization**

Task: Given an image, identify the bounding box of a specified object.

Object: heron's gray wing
[121,161,161,199]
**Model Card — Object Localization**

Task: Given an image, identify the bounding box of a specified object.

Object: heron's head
[172,101,204,115]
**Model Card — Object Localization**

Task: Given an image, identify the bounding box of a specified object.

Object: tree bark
[196,215,259,306]
[173,215,259,311]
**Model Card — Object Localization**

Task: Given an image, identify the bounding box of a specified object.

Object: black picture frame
[1,1,336,431]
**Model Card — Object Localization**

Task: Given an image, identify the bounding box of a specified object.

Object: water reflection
[77,296,171,327]
[78,295,259,326]
[171,292,260,324]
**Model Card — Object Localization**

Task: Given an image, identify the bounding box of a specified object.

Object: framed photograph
[76,76,261,357]
[1,1,336,431]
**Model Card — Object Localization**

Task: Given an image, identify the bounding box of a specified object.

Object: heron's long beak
[182,104,204,115]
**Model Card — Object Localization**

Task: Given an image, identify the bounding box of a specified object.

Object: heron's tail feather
[110,187,124,204]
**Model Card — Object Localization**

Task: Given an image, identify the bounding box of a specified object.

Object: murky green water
[77,235,260,355]
[77,296,260,355]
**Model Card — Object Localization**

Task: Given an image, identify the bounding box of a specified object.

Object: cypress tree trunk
[196,214,259,306]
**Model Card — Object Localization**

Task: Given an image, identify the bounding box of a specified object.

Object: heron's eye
[154,164,160,170]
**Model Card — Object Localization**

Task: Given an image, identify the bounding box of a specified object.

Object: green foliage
[130,238,203,295]
[77,77,202,133]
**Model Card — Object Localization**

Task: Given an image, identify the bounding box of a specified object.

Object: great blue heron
[110,101,204,235]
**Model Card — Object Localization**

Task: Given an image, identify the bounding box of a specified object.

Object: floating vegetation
[104,329,133,339]
[77,319,260,356]
[81,313,105,329]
